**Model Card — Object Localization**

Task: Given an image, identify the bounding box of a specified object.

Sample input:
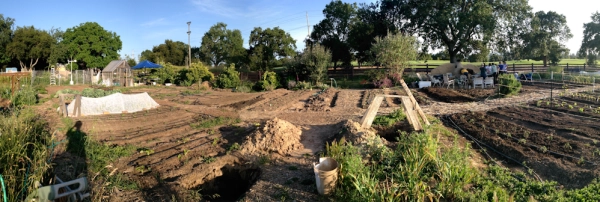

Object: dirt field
[35,82,600,201]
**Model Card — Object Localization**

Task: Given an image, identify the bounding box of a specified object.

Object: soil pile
[340,119,380,145]
[240,117,303,156]
[421,87,477,103]
[303,88,337,111]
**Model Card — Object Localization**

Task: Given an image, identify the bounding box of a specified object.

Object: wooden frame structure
[360,80,430,131]
[0,72,31,95]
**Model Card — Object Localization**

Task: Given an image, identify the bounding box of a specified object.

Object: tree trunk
[449,51,458,63]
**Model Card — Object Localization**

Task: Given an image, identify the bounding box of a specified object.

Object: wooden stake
[360,95,384,128]
[401,96,422,131]
[399,80,430,125]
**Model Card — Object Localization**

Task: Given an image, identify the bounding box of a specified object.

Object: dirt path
[421,85,597,115]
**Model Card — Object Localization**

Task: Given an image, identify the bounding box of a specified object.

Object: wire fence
[493,71,598,99]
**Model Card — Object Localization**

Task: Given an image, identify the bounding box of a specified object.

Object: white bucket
[313,157,339,195]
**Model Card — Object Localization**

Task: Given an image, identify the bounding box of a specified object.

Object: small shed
[101,60,133,87]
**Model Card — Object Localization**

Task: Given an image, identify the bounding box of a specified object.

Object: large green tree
[301,44,331,84]
[6,26,54,71]
[61,22,122,68]
[579,12,600,66]
[0,14,15,65]
[400,0,531,63]
[200,22,245,67]
[248,27,296,72]
[309,0,357,71]
[149,40,187,66]
[522,11,572,66]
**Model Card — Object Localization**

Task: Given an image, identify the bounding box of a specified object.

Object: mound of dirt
[240,117,303,156]
[339,119,380,145]
[302,88,337,111]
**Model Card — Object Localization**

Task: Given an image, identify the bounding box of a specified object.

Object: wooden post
[75,95,82,117]
[360,95,384,128]
[513,63,515,73]
[400,96,422,131]
[59,94,67,117]
[584,63,586,71]
[531,63,534,73]
[399,80,430,125]
[426,64,429,75]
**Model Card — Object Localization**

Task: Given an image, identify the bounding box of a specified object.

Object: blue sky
[3,0,598,61]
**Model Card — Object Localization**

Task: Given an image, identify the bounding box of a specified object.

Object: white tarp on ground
[65,92,159,116]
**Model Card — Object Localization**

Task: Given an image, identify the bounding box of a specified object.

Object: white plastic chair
[26,177,90,202]
[484,77,494,88]
[428,75,441,87]
[473,77,484,88]
[443,74,455,89]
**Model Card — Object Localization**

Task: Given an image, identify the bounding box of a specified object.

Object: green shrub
[11,86,37,107]
[179,62,214,86]
[215,64,241,89]
[373,109,406,126]
[499,74,521,96]
[153,63,178,84]
[255,71,279,91]
[296,81,312,90]
[548,65,564,73]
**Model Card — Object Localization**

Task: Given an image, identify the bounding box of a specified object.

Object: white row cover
[65,92,159,116]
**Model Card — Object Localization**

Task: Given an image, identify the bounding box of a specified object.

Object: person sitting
[460,68,469,77]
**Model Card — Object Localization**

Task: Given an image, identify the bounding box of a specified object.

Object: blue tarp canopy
[131,60,162,69]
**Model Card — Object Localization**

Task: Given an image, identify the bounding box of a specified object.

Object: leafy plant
[564,143,572,150]
[215,63,241,88]
[255,71,279,91]
[373,109,406,126]
[498,74,522,96]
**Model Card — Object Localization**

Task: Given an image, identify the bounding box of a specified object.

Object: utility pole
[187,21,192,68]
[306,11,310,37]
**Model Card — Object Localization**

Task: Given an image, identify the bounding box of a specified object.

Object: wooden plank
[360,95,384,128]
[399,80,430,125]
[75,95,82,117]
[401,96,422,131]
[59,94,67,117]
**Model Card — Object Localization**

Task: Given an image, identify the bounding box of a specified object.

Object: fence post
[426,64,429,75]
[566,63,569,71]
[531,63,534,72]
[551,71,553,80]
[513,63,515,73]
[584,63,586,71]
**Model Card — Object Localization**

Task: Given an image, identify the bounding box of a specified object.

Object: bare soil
[33,82,600,201]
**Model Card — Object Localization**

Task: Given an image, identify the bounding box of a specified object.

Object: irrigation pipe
[442,115,543,182]
[0,174,6,202]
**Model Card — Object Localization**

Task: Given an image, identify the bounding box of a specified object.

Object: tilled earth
[38,82,600,201]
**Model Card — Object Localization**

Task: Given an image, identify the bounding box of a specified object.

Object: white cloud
[141,18,167,27]
[189,0,282,19]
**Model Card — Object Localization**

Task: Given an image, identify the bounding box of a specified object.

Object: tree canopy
[0,14,15,65]
[579,12,600,66]
[248,27,296,72]
[200,22,245,67]
[309,0,357,70]
[301,44,331,84]
[61,22,122,68]
[522,11,572,66]
[371,33,418,75]
[6,26,54,71]
[149,40,187,66]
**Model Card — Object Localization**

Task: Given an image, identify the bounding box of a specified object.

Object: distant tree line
[2,0,600,71]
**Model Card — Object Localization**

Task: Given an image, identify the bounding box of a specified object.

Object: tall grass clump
[328,120,600,201]
[0,109,52,201]
[328,125,476,201]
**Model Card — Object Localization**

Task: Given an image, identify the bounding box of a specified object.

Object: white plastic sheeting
[65,92,159,116]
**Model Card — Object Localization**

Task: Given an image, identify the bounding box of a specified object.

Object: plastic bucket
[313,157,339,195]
